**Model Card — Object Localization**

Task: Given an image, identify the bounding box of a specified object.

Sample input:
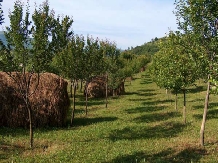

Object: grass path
[1,70,218,162]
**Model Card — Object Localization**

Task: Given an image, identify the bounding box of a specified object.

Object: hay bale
[140,66,145,72]
[0,72,70,128]
[85,76,125,98]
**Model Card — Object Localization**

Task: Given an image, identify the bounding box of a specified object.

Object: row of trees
[0,0,150,148]
[150,0,218,146]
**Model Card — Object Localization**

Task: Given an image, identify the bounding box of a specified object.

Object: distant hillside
[129,38,159,56]
[0,31,33,49]
[0,31,7,45]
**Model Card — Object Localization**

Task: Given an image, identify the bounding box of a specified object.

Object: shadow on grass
[73,116,118,127]
[0,127,28,137]
[125,89,156,98]
[193,109,218,120]
[140,76,153,85]
[108,122,186,141]
[126,106,165,114]
[137,92,157,96]
[193,102,218,110]
[123,92,138,96]
[187,86,205,94]
[0,141,25,161]
[134,112,181,123]
[128,98,153,102]
[75,99,105,107]
[126,98,173,114]
[103,147,206,163]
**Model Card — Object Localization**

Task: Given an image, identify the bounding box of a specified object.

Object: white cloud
[1,0,178,49]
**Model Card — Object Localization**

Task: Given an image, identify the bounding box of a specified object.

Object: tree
[175,0,218,146]
[83,36,105,114]
[0,0,61,148]
[52,34,85,126]
[1,0,35,148]
[150,32,198,123]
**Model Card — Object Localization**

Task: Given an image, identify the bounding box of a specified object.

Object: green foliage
[52,34,85,80]
[175,0,218,81]
[1,0,31,72]
[150,32,198,92]
[31,0,57,72]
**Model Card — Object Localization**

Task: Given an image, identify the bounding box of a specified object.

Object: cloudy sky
[1,0,178,50]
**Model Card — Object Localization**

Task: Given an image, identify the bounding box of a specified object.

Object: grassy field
[1,70,218,163]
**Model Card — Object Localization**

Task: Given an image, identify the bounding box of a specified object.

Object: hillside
[0,31,7,45]
[129,38,159,56]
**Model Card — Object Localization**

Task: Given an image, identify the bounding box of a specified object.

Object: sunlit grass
[1,70,218,162]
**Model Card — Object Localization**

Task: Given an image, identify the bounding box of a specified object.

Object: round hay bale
[85,76,125,98]
[0,72,70,128]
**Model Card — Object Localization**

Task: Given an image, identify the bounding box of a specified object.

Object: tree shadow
[187,86,205,94]
[123,92,138,96]
[193,102,218,110]
[137,92,157,96]
[108,122,186,141]
[125,89,156,97]
[128,97,153,102]
[76,100,105,107]
[134,112,181,123]
[193,109,218,120]
[0,141,25,161]
[138,89,156,92]
[140,80,153,85]
[0,127,28,137]
[103,147,206,163]
[126,105,165,114]
[73,116,118,127]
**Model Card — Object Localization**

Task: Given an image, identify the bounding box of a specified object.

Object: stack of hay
[0,72,70,128]
[86,76,125,98]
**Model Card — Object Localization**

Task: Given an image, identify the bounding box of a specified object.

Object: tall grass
[1,71,218,162]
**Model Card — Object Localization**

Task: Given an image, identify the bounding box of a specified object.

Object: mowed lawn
[1,70,218,163]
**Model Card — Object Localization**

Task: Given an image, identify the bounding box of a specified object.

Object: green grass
[1,71,218,162]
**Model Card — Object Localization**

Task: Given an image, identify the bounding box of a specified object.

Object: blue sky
[1,0,178,50]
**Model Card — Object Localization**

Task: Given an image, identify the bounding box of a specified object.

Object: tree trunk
[105,74,108,108]
[113,89,116,97]
[70,79,73,98]
[200,81,210,146]
[85,80,88,116]
[80,80,83,92]
[27,102,33,148]
[71,81,77,126]
[183,89,186,124]
[175,92,178,111]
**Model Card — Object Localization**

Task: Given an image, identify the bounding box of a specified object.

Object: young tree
[52,34,85,126]
[83,36,105,115]
[150,32,198,123]
[0,0,62,148]
[175,0,218,146]
[1,0,35,148]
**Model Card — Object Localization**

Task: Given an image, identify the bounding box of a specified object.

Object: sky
[1,0,178,50]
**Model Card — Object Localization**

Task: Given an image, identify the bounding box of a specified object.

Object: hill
[0,31,7,45]
[0,31,33,48]
[129,38,159,56]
